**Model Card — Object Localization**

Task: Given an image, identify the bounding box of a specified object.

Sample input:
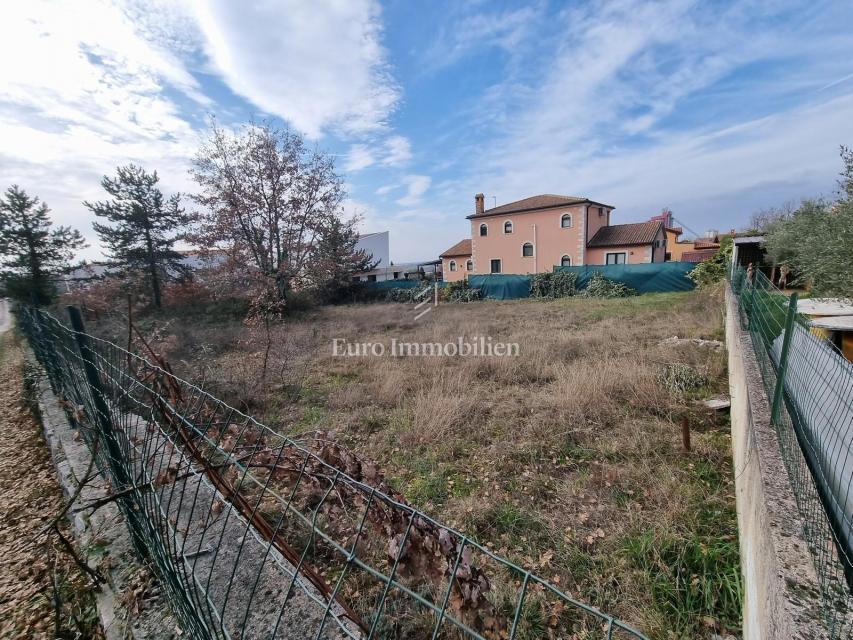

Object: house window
[561,255,572,267]
[367,274,377,281]
[522,242,534,257]
[479,223,488,236]
[605,252,626,265]
[449,260,457,272]
[598,207,604,217]
[466,259,473,271]
[504,220,513,234]
[490,259,502,274]
[561,214,572,228]
[393,271,400,279]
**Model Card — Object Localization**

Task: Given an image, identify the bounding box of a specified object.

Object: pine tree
[0,185,85,305]
[85,165,194,308]
[308,216,378,303]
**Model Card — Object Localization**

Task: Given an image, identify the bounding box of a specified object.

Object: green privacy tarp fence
[468,263,696,299]
[366,279,451,290]
[467,275,531,300]
[553,261,697,294]
[365,279,423,290]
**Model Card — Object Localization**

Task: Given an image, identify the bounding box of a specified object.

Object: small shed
[797,298,853,318]
[730,235,767,269]
[799,298,853,362]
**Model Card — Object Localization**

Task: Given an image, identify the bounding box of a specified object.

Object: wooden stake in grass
[681,415,691,452]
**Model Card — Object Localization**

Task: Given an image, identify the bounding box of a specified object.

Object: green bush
[440,280,482,303]
[580,272,635,298]
[530,271,578,298]
[687,239,732,287]
[658,363,708,395]
[383,286,424,303]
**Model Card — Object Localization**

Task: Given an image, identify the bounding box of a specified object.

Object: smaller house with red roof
[439,239,472,282]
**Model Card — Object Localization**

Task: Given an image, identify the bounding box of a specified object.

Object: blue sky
[2,0,853,262]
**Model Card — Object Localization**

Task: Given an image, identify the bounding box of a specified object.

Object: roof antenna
[492,196,497,208]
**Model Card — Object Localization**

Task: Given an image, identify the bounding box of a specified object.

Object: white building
[355,232,390,268]
[353,231,438,282]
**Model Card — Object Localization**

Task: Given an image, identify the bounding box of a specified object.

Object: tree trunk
[144,228,162,309]
[275,271,288,302]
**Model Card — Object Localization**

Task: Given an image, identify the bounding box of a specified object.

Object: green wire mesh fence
[18,305,648,640]
[729,265,853,637]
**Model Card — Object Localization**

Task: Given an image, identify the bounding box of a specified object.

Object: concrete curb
[32,352,180,639]
[726,286,828,639]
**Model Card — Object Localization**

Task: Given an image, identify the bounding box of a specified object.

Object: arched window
[466,259,473,271]
[449,260,457,272]
[479,223,488,236]
[522,242,534,257]
[504,220,513,234]
[561,255,572,267]
[561,214,572,228]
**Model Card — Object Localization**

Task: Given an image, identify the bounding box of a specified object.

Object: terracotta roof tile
[440,239,472,258]
[467,194,613,219]
[693,239,721,249]
[681,249,719,263]
[587,221,662,248]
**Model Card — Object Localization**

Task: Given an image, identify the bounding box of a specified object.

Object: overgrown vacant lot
[88,289,740,639]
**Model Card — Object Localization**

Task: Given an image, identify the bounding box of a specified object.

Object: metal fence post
[66,306,132,492]
[32,307,61,393]
[771,292,798,424]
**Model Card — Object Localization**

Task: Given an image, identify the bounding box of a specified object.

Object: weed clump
[530,271,578,298]
[580,272,635,298]
[441,280,482,302]
[658,363,708,395]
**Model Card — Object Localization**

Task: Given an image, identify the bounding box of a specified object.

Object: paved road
[0,299,10,334]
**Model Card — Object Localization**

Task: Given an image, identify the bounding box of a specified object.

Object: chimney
[475,193,485,215]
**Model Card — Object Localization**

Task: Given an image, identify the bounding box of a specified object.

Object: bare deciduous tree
[190,120,346,303]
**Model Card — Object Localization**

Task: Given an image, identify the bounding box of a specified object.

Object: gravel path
[0,332,103,639]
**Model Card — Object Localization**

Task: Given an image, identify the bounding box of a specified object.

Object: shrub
[658,363,708,395]
[384,285,429,303]
[688,240,732,287]
[580,272,635,298]
[530,271,578,298]
[440,280,482,303]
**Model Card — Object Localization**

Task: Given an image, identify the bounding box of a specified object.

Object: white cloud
[382,135,412,166]
[462,0,853,232]
[190,0,399,138]
[395,175,432,207]
[0,0,206,259]
[344,145,376,172]
[375,185,397,196]
[345,135,412,173]
[424,5,542,70]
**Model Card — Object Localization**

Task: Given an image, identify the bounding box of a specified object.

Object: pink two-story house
[439,193,665,276]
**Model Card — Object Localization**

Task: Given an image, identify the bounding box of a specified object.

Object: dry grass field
[87,288,740,639]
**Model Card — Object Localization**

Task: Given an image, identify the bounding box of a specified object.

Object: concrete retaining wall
[726,286,827,639]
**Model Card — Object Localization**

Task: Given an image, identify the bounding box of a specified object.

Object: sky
[2,0,853,263]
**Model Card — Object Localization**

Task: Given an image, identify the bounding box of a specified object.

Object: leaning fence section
[729,265,853,637]
[18,306,647,640]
